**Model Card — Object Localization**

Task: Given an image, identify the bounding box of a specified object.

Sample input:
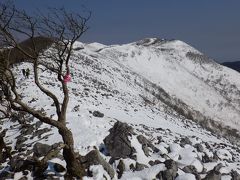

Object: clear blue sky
[13,0,240,62]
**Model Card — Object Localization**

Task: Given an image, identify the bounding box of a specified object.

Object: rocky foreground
[1,113,240,179]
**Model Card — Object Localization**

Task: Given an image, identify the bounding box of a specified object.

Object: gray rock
[9,156,25,172]
[137,135,159,156]
[0,170,14,179]
[162,169,178,180]
[203,163,223,180]
[164,159,177,170]
[92,111,104,118]
[183,165,201,180]
[194,143,204,152]
[149,160,161,166]
[104,121,135,159]
[231,170,240,180]
[53,163,65,173]
[20,124,35,136]
[180,137,192,147]
[161,159,178,180]
[35,121,43,129]
[117,160,125,179]
[33,128,51,138]
[155,171,164,180]
[15,136,28,150]
[82,150,115,179]
[33,142,52,157]
[135,162,148,171]
[19,176,28,180]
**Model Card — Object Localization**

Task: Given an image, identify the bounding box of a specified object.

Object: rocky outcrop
[137,134,159,156]
[82,149,115,179]
[104,121,135,159]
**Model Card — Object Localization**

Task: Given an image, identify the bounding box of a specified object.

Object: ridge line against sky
[13,0,240,63]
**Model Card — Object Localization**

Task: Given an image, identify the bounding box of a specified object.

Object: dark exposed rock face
[161,159,178,180]
[180,137,192,147]
[183,165,201,180]
[82,149,115,179]
[33,142,52,157]
[0,170,14,179]
[54,163,66,173]
[203,163,223,180]
[117,159,125,179]
[135,162,148,171]
[104,121,135,159]
[194,143,204,152]
[9,156,25,172]
[137,135,159,156]
[231,170,240,180]
[92,111,104,118]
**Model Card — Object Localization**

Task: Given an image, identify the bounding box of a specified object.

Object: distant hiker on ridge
[22,69,26,77]
[25,68,30,79]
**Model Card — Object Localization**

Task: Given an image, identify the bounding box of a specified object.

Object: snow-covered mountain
[76,38,240,141]
[1,38,240,179]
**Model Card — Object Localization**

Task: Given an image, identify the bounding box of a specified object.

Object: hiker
[25,68,30,78]
[22,69,26,77]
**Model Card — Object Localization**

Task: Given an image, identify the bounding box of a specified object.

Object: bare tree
[0,1,90,178]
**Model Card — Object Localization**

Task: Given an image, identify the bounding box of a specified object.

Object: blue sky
[14,0,240,62]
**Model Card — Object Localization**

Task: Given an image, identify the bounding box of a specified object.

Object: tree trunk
[58,126,85,178]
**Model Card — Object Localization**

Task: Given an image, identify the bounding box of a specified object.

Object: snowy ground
[1,38,240,179]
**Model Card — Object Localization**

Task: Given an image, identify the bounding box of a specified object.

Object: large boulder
[157,159,178,180]
[92,111,104,118]
[117,160,125,179]
[82,149,115,179]
[137,135,159,156]
[203,163,223,180]
[104,121,135,159]
[33,142,52,157]
[183,165,201,180]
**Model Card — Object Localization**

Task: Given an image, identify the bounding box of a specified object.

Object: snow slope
[99,38,240,133]
[1,38,240,179]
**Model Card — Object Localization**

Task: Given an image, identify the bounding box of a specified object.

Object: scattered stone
[82,150,115,179]
[216,149,232,161]
[72,105,80,112]
[160,159,178,180]
[15,136,28,150]
[183,165,201,180]
[231,170,240,180]
[19,176,28,180]
[92,111,104,118]
[194,143,204,152]
[135,162,148,171]
[155,171,164,180]
[22,170,28,175]
[180,137,192,147]
[53,163,65,173]
[104,121,135,159]
[117,159,125,179]
[33,142,52,157]
[129,163,135,171]
[20,124,35,136]
[33,128,51,138]
[9,156,25,172]
[203,163,223,180]
[0,170,14,179]
[149,160,161,166]
[35,121,43,129]
[137,135,159,156]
